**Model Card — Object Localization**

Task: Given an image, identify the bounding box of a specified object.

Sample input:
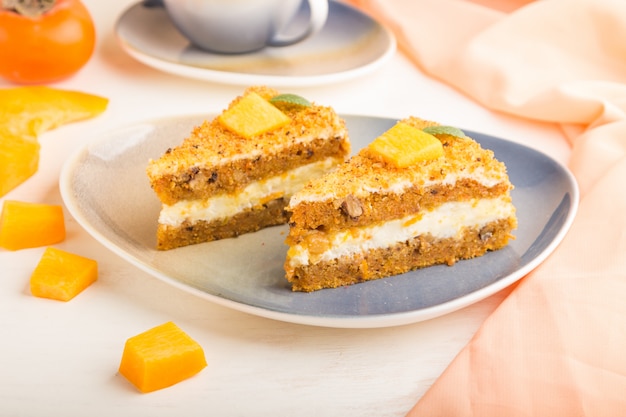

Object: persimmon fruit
[0,0,96,84]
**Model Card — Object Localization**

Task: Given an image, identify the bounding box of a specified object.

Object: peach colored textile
[349,0,626,415]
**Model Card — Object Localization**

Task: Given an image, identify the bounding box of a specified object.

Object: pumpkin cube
[0,200,65,251]
[218,92,290,138]
[119,321,207,393]
[367,122,444,168]
[30,247,98,302]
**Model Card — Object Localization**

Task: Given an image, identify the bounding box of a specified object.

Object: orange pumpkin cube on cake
[146,86,350,250]
[284,117,518,292]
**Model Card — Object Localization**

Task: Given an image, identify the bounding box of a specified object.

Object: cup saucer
[114,0,396,86]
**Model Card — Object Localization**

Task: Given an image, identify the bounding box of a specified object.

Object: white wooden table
[0,1,570,415]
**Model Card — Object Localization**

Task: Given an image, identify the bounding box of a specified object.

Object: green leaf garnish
[422,125,466,138]
[269,94,311,108]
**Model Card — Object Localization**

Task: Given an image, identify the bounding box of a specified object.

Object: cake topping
[269,93,312,110]
[218,91,291,139]
[365,122,444,168]
[422,125,467,138]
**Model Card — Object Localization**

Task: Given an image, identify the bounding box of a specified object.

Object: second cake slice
[284,117,517,292]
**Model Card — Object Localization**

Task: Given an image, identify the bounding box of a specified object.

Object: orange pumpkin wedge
[30,247,98,301]
[0,200,65,250]
[119,322,207,393]
[0,86,108,197]
[0,133,40,198]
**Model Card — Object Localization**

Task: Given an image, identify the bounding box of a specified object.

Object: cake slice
[147,86,350,250]
[284,117,517,292]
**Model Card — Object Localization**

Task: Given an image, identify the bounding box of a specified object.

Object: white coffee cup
[161,0,329,54]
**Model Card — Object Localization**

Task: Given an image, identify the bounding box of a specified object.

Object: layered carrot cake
[147,86,350,250]
[284,117,517,292]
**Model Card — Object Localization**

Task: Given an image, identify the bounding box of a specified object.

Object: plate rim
[114,1,397,87]
[59,113,579,328]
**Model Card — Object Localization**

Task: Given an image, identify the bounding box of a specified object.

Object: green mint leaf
[423,125,466,138]
[269,94,311,108]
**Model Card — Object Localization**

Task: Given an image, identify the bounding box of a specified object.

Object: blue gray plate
[60,114,579,328]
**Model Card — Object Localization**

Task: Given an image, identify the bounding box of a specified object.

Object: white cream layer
[159,158,339,227]
[287,196,515,268]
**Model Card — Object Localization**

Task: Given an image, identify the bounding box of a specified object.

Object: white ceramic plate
[114,1,396,86]
[60,114,578,328]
